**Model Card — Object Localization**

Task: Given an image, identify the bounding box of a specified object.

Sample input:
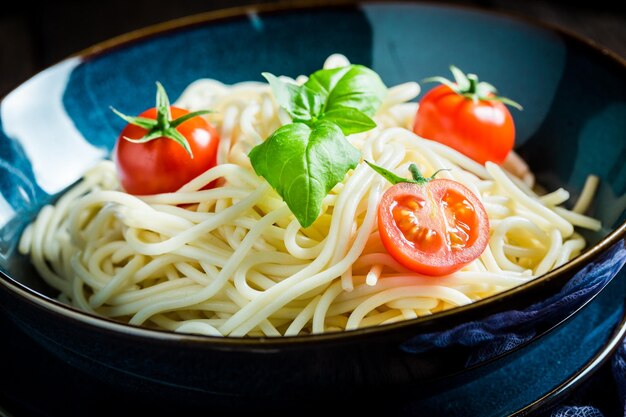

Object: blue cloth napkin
[552,406,606,417]
[613,343,626,417]
[402,243,626,367]
[551,336,626,417]
[548,244,626,417]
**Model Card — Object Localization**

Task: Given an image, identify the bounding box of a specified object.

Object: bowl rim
[512,302,626,416]
[1,0,625,346]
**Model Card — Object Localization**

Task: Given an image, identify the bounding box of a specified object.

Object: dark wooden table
[0,1,625,416]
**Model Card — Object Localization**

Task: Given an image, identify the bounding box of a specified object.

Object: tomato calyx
[110,82,212,158]
[423,65,523,110]
[365,160,448,186]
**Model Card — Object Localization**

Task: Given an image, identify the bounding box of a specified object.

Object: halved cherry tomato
[369,162,489,276]
[413,66,521,165]
[113,83,219,195]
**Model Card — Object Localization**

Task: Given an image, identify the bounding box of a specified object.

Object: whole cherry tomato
[413,66,522,165]
[367,161,489,276]
[112,82,219,195]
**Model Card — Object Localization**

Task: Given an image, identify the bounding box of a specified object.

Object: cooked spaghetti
[18,55,601,337]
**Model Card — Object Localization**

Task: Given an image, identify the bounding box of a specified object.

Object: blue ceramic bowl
[0,2,625,407]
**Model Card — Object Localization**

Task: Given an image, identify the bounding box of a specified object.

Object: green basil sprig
[249,65,386,227]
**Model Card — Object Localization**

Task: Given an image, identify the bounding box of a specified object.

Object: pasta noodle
[18,55,601,337]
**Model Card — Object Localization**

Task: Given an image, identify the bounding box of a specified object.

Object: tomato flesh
[378,179,489,276]
[391,195,443,254]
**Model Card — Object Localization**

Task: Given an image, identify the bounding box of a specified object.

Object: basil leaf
[248,121,360,227]
[304,65,386,117]
[262,72,323,122]
[251,63,387,226]
[320,106,376,135]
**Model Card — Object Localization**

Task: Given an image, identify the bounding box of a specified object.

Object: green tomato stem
[466,74,478,95]
[424,65,523,110]
[366,161,448,186]
[155,81,172,129]
[409,164,429,184]
[111,82,214,158]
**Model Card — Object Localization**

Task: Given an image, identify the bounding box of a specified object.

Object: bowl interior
[1,3,625,303]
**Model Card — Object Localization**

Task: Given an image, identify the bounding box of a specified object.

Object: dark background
[0,0,625,99]
[0,1,625,416]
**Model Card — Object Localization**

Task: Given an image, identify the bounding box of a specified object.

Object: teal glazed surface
[364,4,567,146]
[63,9,375,153]
[1,2,626,407]
[1,4,624,233]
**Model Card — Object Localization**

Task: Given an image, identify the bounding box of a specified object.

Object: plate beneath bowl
[1,270,625,416]
[409,263,626,416]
